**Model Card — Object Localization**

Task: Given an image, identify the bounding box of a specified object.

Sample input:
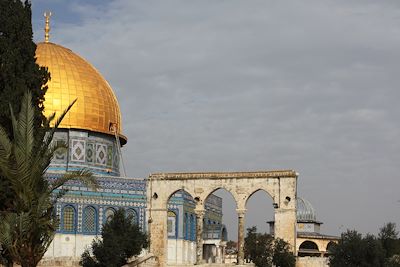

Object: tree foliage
[379,223,400,259]
[80,209,149,267]
[329,230,385,267]
[0,0,49,139]
[0,92,95,267]
[330,224,400,267]
[0,0,51,250]
[244,226,295,267]
[273,238,296,267]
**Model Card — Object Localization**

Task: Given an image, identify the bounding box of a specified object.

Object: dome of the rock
[35,42,127,144]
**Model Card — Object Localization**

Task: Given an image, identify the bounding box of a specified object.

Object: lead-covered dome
[35,42,127,144]
[297,197,316,222]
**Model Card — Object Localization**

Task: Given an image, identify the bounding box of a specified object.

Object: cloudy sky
[31,0,400,238]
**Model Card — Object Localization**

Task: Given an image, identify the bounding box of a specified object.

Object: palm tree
[0,92,96,267]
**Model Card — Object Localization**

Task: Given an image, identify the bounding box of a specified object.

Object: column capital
[194,209,205,216]
[236,209,247,217]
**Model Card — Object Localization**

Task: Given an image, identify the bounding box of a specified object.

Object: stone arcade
[147,171,297,267]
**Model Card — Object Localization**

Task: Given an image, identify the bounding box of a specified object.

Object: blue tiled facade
[49,129,225,241]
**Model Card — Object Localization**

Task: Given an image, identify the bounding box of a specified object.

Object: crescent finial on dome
[44,11,52,43]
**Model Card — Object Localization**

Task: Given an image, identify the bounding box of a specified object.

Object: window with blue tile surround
[126,208,138,225]
[82,206,97,233]
[62,206,76,232]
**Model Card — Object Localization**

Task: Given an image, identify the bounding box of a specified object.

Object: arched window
[126,209,138,225]
[221,226,228,241]
[82,206,97,233]
[105,208,115,223]
[326,241,336,254]
[62,206,76,232]
[298,240,320,257]
[190,214,195,241]
[167,211,177,238]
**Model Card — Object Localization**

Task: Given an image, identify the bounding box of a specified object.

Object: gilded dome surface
[35,42,127,144]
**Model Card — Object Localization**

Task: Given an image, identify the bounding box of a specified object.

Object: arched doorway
[244,189,274,263]
[203,189,237,264]
[245,189,274,234]
[166,189,196,264]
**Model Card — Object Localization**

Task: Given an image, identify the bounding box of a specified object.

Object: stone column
[274,176,297,254]
[195,209,205,265]
[148,208,168,267]
[236,209,246,265]
[222,243,226,263]
[216,244,221,263]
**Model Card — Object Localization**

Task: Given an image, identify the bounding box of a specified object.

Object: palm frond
[0,92,90,267]
[15,92,34,162]
[6,93,36,187]
[0,125,12,170]
[43,112,56,128]
[42,98,77,151]
[8,103,18,144]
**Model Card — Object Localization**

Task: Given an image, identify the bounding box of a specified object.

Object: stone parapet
[37,257,80,266]
[296,257,329,267]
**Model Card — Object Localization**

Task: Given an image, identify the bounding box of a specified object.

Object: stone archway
[147,170,298,267]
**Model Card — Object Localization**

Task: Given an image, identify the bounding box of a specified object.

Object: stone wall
[296,257,329,267]
[38,257,81,267]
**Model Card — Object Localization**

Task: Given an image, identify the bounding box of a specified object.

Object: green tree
[0,0,49,139]
[272,238,296,267]
[329,230,385,267]
[244,226,294,267]
[80,209,149,267]
[0,92,95,267]
[0,0,50,243]
[379,222,400,259]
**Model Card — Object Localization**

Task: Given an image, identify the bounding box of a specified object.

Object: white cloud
[33,0,400,237]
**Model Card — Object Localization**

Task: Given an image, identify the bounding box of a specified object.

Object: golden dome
[35,42,127,144]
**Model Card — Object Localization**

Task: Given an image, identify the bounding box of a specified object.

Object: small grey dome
[297,197,316,222]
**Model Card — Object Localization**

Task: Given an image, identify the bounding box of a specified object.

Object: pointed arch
[244,188,274,206]
[105,207,116,223]
[126,208,138,225]
[244,189,274,234]
[62,205,76,232]
[203,187,238,210]
[82,206,97,234]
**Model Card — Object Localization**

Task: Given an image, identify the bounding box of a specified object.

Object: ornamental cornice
[149,170,297,180]
[58,197,146,207]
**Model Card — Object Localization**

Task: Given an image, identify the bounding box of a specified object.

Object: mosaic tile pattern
[71,140,85,162]
[96,144,107,165]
